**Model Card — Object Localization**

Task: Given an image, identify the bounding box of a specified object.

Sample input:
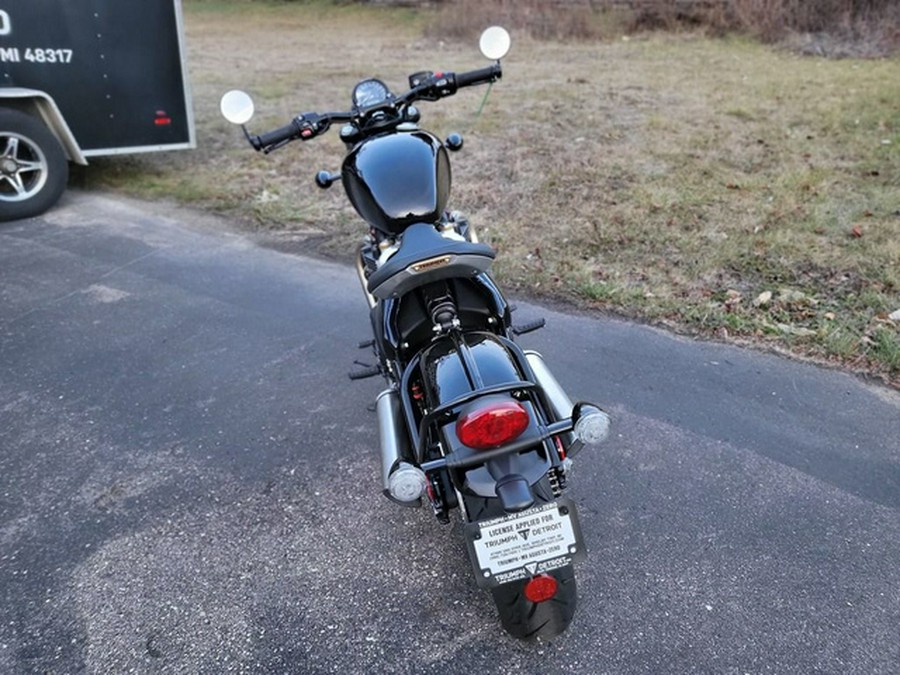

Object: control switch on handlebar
[408,71,458,103]
[409,71,433,89]
[431,72,458,99]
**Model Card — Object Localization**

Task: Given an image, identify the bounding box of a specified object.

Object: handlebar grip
[255,121,300,149]
[455,64,502,88]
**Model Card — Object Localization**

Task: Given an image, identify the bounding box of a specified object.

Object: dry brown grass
[628,0,900,54]
[82,1,900,385]
[425,0,615,41]
[423,0,900,56]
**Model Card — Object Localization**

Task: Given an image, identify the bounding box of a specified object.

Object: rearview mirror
[220,90,255,125]
[479,26,511,61]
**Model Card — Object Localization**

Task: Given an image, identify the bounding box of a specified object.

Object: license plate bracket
[464,498,585,588]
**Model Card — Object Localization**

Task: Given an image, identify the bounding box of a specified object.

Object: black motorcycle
[221,27,610,640]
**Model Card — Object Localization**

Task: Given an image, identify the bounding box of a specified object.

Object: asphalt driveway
[1,192,898,673]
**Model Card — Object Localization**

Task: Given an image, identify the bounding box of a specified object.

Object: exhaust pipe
[355,247,377,309]
[524,350,580,456]
[524,350,574,421]
[375,389,425,505]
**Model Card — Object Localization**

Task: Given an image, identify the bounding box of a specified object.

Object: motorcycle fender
[419,332,552,497]
[420,331,522,408]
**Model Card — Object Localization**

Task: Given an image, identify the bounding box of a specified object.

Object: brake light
[524,574,558,603]
[456,399,529,450]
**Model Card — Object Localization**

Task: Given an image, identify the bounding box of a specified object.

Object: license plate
[464,498,585,588]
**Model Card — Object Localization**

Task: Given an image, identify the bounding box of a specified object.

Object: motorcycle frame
[358,254,576,520]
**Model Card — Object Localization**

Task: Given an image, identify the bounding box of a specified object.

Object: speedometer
[352,79,390,109]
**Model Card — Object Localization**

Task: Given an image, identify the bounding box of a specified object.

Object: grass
[79,1,900,387]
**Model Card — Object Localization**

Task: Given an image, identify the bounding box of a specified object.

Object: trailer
[0,1,195,221]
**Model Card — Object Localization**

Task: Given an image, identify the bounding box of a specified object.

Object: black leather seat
[367,223,496,299]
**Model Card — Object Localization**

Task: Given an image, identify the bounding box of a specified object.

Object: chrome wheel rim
[0,132,49,202]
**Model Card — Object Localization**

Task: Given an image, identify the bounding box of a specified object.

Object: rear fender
[416,331,553,497]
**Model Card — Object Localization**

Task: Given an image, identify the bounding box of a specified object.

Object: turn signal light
[524,574,559,603]
[388,463,427,503]
[573,404,611,445]
[456,399,529,450]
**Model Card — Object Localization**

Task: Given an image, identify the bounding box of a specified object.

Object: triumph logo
[411,255,452,274]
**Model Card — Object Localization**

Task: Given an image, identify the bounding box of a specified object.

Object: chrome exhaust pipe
[524,350,574,421]
[524,350,580,455]
[376,388,407,491]
[375,389,425,504]
[355,247,377,309]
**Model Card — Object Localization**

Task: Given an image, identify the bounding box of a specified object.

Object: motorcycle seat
[367,223,496,300]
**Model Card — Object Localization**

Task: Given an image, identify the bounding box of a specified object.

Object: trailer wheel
[0,109,68,222]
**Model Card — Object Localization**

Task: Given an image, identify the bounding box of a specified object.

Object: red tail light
[524,574,559,603]
[456,399,529,450]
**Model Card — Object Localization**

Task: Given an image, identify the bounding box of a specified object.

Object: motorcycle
[220,27,610,640]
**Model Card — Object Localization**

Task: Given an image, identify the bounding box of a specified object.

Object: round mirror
[479,26,511,61]
[220,90,255,125]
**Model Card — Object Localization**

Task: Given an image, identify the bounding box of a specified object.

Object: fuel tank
[342,129,450,235]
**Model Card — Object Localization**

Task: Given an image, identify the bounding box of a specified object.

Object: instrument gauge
[353,79,391,109]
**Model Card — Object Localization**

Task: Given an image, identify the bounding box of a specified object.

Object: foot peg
[348,364,381,380]
[512,318,546,336]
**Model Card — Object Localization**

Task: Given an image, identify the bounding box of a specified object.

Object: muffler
[375,388,426,505]
[524,350,579,455]
[524,350,574,421]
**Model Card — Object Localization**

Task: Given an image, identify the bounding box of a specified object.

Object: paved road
[2,193,898,674]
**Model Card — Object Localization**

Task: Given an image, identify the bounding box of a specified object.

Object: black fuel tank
[342,130,450,235]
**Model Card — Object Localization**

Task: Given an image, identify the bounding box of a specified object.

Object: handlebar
[252,121,300,150]
[455,64,502,88]
[249,62,501,153]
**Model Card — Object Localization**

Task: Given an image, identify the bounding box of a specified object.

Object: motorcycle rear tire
[490,563,577,641]
[465,478,578,640]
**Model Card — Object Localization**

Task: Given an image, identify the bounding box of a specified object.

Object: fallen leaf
[851,224,863,238]
[778,288,815,305]
[754,291,773,307]
[824,312,836,321]
[776,323,816,337]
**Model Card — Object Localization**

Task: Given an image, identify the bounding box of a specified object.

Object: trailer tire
[0,109,68,222]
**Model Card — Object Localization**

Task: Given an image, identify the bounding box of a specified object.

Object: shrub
[423,0,900,54]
